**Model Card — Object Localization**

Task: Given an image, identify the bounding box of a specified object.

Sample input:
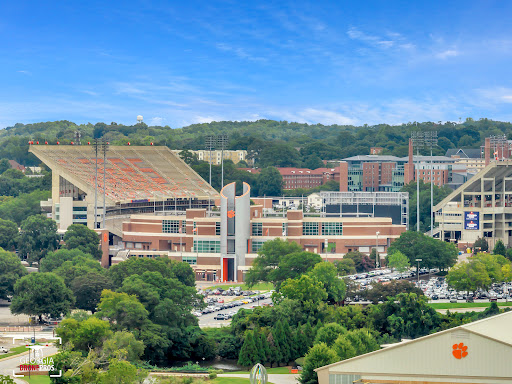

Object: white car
[0,347,8,353]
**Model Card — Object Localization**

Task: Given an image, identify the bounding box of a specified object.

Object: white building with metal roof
[316,311,512,384]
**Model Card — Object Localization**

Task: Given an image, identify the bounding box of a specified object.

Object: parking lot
[196,287,273,327]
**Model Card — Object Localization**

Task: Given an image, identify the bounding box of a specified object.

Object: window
[182,256,197,265]
[282,223,288,236]
[216,222,221,235]
[302,222,319,235]
[163,220,180,233]
[182,220,186,233]
[251,240,266,253]
[322,222,343,236]
[73,206,87,211]
[252,223,263,236]
[194,240,220,253]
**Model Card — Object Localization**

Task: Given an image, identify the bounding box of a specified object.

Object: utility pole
[424,131,438,236]
[375,231,380,269]
[416,258,422,284]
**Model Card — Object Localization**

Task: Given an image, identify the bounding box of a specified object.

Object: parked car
[214,314,227,320]
[0,347,8,353]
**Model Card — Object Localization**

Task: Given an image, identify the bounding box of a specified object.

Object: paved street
[0,344,59,384]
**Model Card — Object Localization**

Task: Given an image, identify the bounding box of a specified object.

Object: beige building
[316,311,512,384]
[175,149,251,165]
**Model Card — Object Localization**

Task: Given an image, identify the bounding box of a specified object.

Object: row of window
[252,223,288,236]
[194,240,220,253]
[303,222,343,236]
[162,220,186,234]
[163,220,221,235]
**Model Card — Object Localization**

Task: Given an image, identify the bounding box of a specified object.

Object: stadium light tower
[217,134,229,188]
[424,131,438,236]
[93,139,99,229]
[101,138,109,228]
[411,131,424,232]
[411,130,437,235]
[205,135,216,187]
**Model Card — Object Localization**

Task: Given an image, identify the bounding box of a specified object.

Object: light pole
[416,258,422,284]
[376,231,380,269]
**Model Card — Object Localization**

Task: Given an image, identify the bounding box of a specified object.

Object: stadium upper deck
[30,145,218,204]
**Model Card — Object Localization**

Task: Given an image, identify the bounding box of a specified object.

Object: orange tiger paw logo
[452,343,468,359]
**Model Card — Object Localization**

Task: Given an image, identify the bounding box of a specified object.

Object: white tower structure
[137,115,143,124]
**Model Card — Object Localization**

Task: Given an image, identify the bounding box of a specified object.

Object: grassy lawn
[208,282,274,291]
[228,367,291,374]
[0,345,29,360]
[429,302,512,309]
[21,375,51,384]
[213,378,251,384]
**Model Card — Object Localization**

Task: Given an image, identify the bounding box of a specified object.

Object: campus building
[174,149,252,165]
[278,167,340,190]
[316,311,512,384]
[117,185,406,281]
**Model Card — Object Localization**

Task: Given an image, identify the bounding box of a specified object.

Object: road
[199,298,272,327]
[0,343,58,384]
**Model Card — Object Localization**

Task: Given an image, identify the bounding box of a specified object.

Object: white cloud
[150,117,164,125]
[435,49,459,59]
[17,70,31,75]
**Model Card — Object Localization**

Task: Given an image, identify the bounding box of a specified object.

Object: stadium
[30,144,218,266]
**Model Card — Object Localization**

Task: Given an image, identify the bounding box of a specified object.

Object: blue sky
[2,0,512,128]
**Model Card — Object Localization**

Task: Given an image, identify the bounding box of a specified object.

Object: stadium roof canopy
[30,145,218,204]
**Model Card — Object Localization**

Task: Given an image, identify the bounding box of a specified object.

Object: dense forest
[2,118,511,167]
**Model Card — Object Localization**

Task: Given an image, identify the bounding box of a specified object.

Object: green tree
[0,190,51,225]
[103,331,145,362]
[314,323,347,347]
[332,329,379,360]
[0,218,19,251]
[343,251,373,272]
[369,293,441,339]
[11,272,74,322]
[299,343,338,384]
[40,249,94,272]
[99,359,147,384]
[359,280,423,304]
[18,215,59,265]
[238,330,258,367]
[259,142,301,168]
[0,249,27,300]
[64,224,101,260]
[257,166,283,196]
[493,240,506,256]
[308,262,346,303]
[333,258,356,276]
[279,275,328,313]
[60,317,112,352]
[96,290,149,331]
[474,237,489,252]
[71,271,113,313]
[269,251,322,289]
[387,231,457,270]
[0,159,10,174]
[303,154,324,170]
[246,238,302,286]
[387,251,411,273]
